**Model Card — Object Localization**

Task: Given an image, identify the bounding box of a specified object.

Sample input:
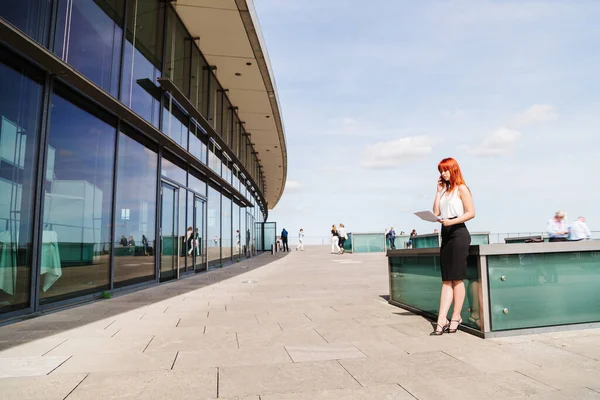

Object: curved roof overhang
[174,0,287,209]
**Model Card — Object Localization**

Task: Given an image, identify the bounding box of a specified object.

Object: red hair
[438,157,467,193]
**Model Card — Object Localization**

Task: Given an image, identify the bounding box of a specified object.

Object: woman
[430,158,475,335]
[331,225,340,254]
[338,224,347,254]
[407,229,417,249]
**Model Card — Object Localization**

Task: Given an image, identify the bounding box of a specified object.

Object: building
[0,0,287,321]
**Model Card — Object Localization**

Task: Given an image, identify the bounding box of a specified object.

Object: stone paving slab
[0,247,599,399]
[0,373,87,400]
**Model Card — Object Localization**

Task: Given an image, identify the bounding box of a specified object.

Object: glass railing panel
[343,233,353,253]
[352,233,385,253]
[471,233,490,245]
[487,251,600,331]
[386,235,410,250]
[389,253,482,331]
[413,235,440,248]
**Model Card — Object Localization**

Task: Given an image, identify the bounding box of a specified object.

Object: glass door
[193,197,206,272]
[160,182,178,281]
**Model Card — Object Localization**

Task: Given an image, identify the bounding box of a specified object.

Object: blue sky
[256,0,600,240]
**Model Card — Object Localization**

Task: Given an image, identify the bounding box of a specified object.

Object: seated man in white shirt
[547,210,569,242]
[569,217,591,241]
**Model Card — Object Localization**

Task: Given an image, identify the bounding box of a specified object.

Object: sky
[255,0,600,241]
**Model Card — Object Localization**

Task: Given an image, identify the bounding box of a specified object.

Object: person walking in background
[547,210,569,242]
[338,223,348,254]
[569,216,591,241]
[331,225,340,254]
[297,228,305,251]
[431,157,475,336]
[142,234,149,255]
[281,228,289,252]
[388,227,397,250]
[407,229,417,248]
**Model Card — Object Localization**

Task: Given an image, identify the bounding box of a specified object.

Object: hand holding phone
[437,176,446,193]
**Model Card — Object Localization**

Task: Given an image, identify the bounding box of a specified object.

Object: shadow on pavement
[0,251,290,351]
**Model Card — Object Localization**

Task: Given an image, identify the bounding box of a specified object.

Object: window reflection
[189,121,207,165]
[54,0,124,97]
[222,195,232,261]
[207,185,220,266]
[233,203,240,259]
[41,92,116,304]
[165,7,191,95]
[240,206,246,257]
[0,0,51,46]
[161,156,186,186]
[161,99,188,149]
[0,58,42,314]
[188,170,206,196]
[114,132,157,288]
[121,0,164,127]
[208,143,222,175]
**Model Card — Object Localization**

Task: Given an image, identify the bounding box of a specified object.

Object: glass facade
[54,0,124,97]
[221,195,232,261]
[41,91,116,304]
[0,0,270,319]
[207,185,221,266]
[0,56,43,314]
[114,131,157,288]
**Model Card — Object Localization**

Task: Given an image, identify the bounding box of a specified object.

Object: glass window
[188,169,206,196]
[208,143,222,175]
[0,57,43,314]
[221,158,231,183]
[177,188,186,275]
[189,121,207,164]
[165,7,191,96]
[190,47,206,116]
[233,203,240,259]
[207,74,220,130]
[239,206,246,257]
[232,169,239,193]
[161,100,188,149]
[54,0,124,97]
[223,99,232,147]
[0,0,51,46]
[207,185,220,266]
[121,0,164,127]
[41,91,116,304]
[114,132,157,288]
[161,156,186,186]
[221,195,232,261]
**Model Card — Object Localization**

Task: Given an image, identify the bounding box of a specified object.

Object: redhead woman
[430,158,475,335]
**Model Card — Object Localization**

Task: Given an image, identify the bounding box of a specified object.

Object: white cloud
[510,104,557,128]
[360,136,435,169]
[285,180,303,191]
[463,128,521,157]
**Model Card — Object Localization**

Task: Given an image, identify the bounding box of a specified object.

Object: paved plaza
[1,247,600,399]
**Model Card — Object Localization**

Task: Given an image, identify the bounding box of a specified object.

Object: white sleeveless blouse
[440,188,464,219]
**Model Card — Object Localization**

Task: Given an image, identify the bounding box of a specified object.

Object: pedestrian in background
[331,225,340,254]
[569,216,591,241]
[388,227,396,250]
[547,210,569,242]
[281,228,289,252]
[338,223,348,254]
[297,228,305,251]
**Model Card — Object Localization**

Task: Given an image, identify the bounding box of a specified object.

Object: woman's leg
[450,280,466,329]
[331,237,336,253]
[435,281,454,330]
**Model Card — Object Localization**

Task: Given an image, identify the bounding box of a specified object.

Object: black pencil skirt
[440,222,471,281]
